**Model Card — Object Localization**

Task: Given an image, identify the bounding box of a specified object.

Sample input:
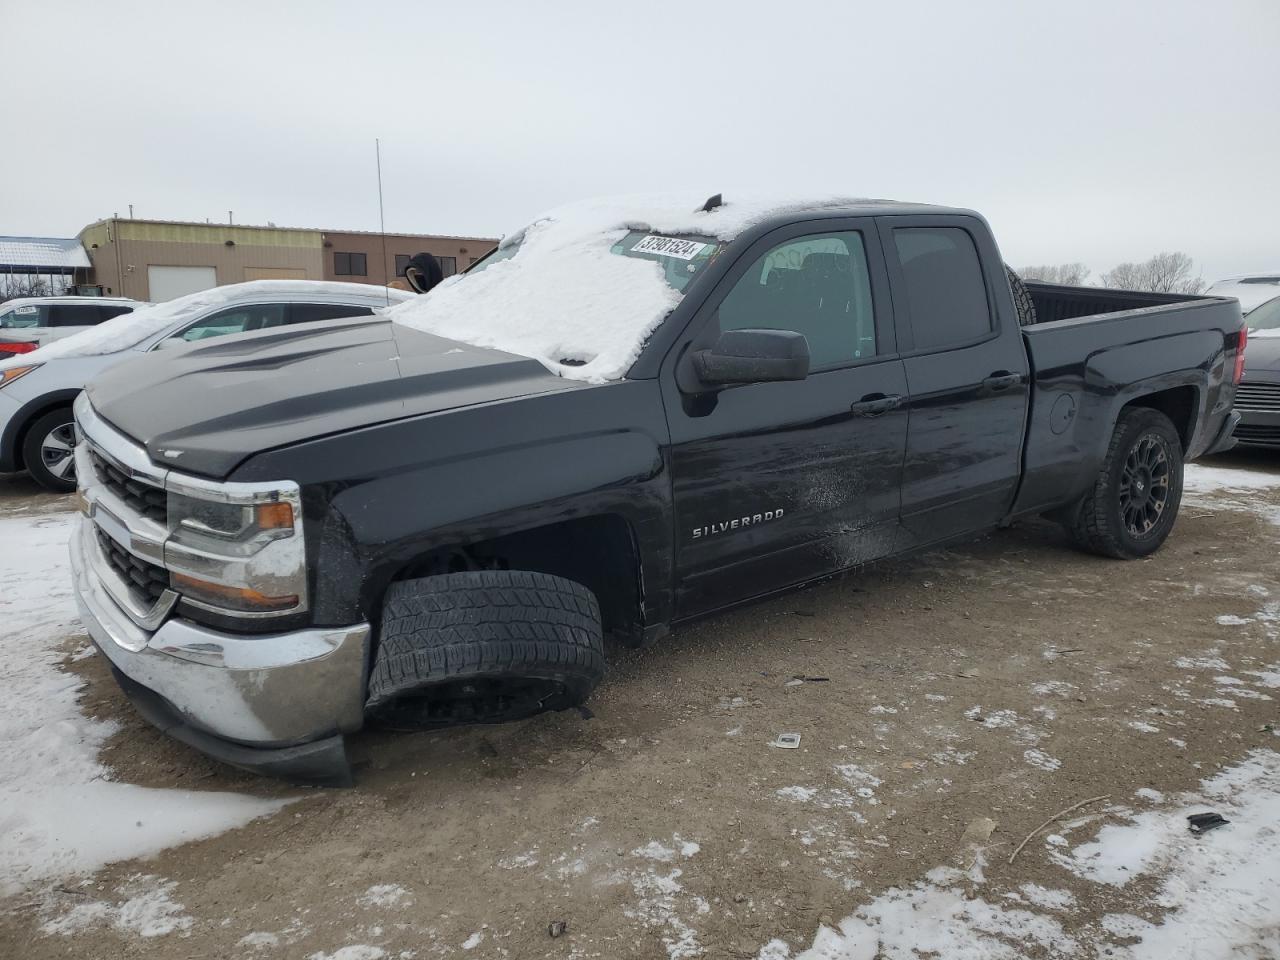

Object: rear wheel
[366,570,605,730]
[1067,407,1184,558]
[22,408,77,493]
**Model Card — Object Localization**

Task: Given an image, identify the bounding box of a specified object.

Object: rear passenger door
[878,216,1029,544]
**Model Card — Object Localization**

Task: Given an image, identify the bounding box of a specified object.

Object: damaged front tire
[366,570,605,730]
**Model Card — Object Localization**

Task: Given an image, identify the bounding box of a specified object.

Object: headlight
[167,493,294,548]
[0,364,39,388]
[162,475,308,618]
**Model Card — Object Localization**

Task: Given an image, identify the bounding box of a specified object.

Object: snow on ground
[0,513,291,896]
[1184,462,1280,527]
[763,749,1280,959]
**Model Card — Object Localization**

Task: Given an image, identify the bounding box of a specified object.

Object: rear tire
[366,570,605,730]
[1005,266,1038,327]
[1067,407,1184,559]
[22,408,77,493]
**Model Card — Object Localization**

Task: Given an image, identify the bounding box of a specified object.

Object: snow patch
[1023,749,1061,772]
[357,884,411,908]
[40,875,192,938]
[309,948,388,960]
[0,514,291,894]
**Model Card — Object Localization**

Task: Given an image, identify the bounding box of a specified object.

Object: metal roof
[0,236,91,270]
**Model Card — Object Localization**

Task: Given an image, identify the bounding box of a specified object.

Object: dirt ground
[2,452,1278,959]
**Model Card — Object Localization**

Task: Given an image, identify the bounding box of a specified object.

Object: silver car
[0,280,411,491]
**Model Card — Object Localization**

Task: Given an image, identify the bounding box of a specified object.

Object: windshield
[392,217,722,382]
[468,228,720,293]
[1245,295,1280,333]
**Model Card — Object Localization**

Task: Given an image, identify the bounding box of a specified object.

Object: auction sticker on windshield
[631,235,709,260]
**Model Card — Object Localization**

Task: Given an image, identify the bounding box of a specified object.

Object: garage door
[147,265,217,301]
[243,267,307,281]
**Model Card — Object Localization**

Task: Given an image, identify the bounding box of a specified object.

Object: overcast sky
[3,0,1277,282]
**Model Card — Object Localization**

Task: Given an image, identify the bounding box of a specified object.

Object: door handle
[850,393,902,417]
[981,372,1022,392]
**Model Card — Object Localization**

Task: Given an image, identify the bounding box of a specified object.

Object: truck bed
[1025,281,1205,326]
[1012,287,1243,517]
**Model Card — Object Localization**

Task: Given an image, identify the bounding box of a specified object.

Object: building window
[394,254,411,277]
[334,252,367,276]
[439,256,457,277]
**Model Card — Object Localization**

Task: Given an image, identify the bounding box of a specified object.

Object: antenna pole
[376,138,390,305]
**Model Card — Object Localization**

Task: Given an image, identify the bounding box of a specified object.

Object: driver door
[662,219,909,619]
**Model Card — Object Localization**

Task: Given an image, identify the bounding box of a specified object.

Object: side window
[718,231,876,368]
[172,303,287,342]
[893,227,993,350]
[49,304,104,327]
[98,305,134,323]
[1,304,48,328]
[289,303,375,325]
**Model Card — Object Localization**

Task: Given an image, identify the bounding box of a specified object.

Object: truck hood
[85,317,585,478]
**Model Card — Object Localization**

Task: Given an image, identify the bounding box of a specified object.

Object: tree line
[1017,252,1206,294]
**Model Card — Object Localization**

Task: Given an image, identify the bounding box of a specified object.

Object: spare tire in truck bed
[1005,266,1038,327]
[366,570,605,729]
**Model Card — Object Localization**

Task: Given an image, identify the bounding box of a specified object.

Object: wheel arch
[3,389,81,472]
[366,512,648,648]
[1120,384,1199,454]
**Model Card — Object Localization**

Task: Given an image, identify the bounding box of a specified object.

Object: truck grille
[95,528,170,603]
[1233,423,1280,446]
[1235,381,1280,412]
[87,447,168,525]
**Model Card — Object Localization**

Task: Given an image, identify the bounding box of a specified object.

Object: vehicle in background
[1205,274,1280,314]
[0,296,147,356]
[1232,293,1280,448]
[67,195,1244,783]
[0,280,411,491]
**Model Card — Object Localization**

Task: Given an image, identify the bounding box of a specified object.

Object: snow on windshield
[389,193,881,383]
[0,280,410,369]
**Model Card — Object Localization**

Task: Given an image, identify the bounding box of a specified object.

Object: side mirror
[692,328,810,385]
[404,253,445,294]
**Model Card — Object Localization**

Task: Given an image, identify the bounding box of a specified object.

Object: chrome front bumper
[71,514,370,782]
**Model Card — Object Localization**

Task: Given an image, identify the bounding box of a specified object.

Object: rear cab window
[892,227,993,351]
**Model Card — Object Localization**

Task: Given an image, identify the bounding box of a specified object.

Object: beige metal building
[78,218,497,301]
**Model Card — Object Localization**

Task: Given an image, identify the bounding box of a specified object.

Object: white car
[1205,274,1280,314]
[0,296,147,357]
[0,280,411,491]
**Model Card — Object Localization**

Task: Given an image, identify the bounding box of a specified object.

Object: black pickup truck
[69,196,1245,783]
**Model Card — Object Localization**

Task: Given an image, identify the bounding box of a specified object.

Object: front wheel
[22,408,78,493]
[366,570,605,730]
[1067,407,1184,559]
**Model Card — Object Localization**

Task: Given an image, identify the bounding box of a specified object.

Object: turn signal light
[172,572,299,612]
[255,501,295,530]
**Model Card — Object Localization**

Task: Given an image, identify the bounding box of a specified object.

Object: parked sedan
[0,296,147,356]
[1232,294,1280,448]
[0,280,411,490]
